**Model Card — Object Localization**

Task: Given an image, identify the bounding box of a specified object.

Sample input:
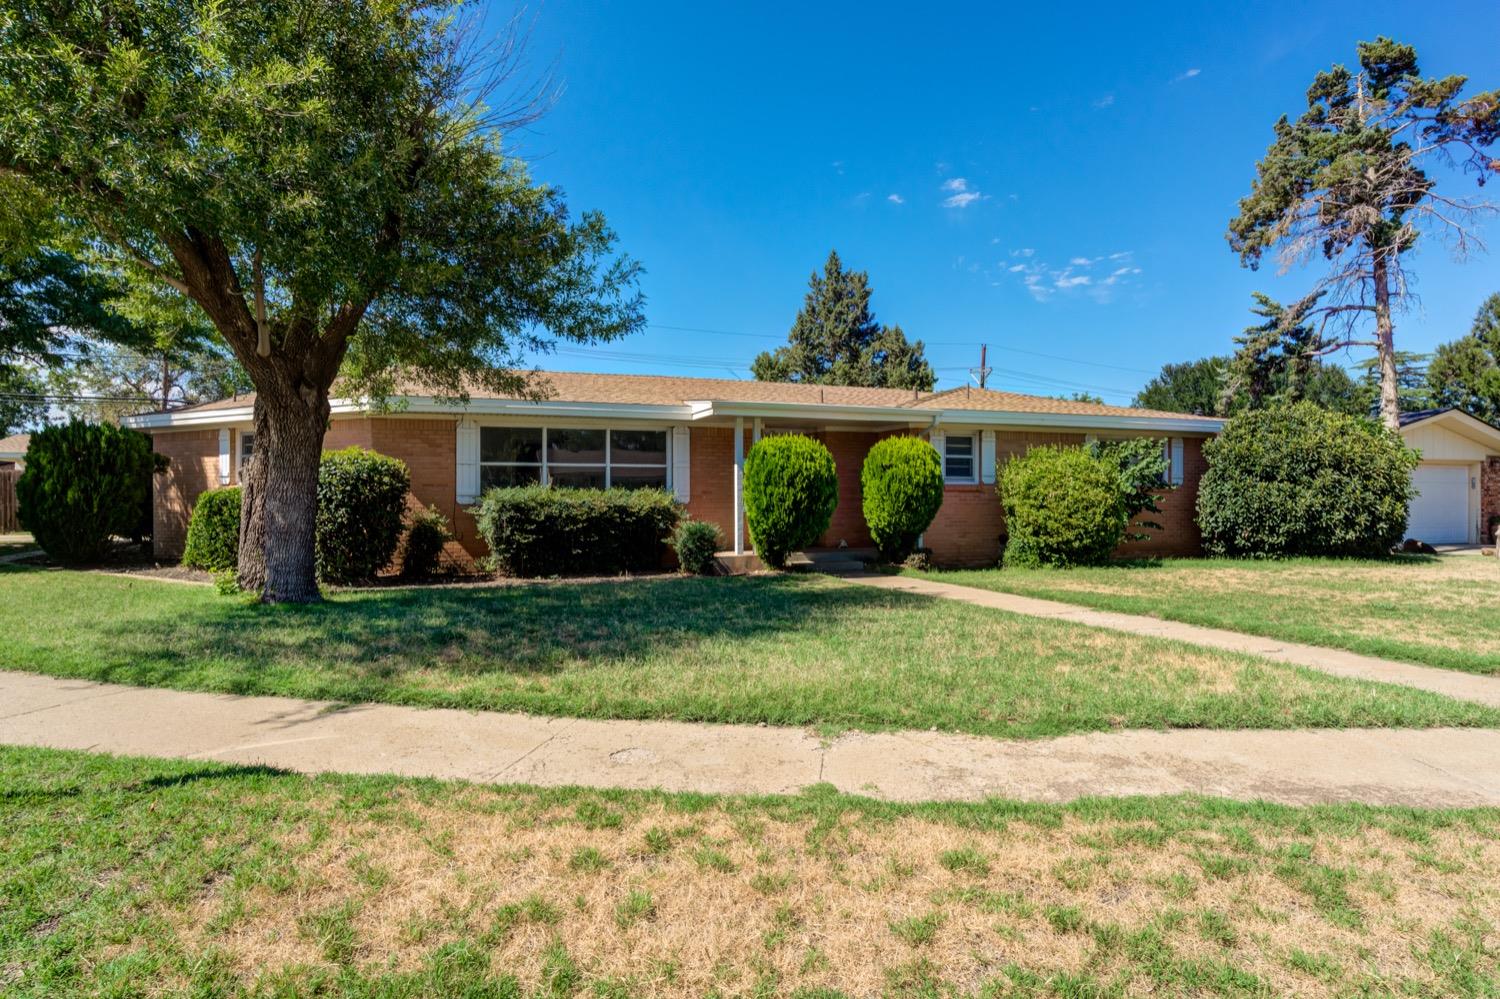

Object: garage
[1408,464,1471,543]
[1398,409,1500,547]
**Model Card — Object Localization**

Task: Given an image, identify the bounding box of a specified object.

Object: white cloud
[1093,94,1115,109]
[887,193,904,204]
[940,177,985,209]
[1172,67,1202,83]
[1000,250,1140,302]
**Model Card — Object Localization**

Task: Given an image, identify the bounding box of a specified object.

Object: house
[1397,409,1500,545]
[121,371,1222,567]
[0,433,28,470]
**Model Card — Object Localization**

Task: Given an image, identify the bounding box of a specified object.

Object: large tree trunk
[1372,250,1400,432]
[235,400,269,593]
[237,377,331,603]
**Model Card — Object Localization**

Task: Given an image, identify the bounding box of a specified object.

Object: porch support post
[733,416,745,555]
[753,418,763,444]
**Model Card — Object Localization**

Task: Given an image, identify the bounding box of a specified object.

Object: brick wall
[921,432,1210,567]
[815,430,878,548]
[150,429,219,559]
[1484,457,1500,544]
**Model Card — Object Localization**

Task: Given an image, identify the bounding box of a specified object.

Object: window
[1164,437,1185,486]
[944,434,976,482]
[478,427,668,490]
[237,432,255,480]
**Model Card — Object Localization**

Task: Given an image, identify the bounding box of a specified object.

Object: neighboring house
[1398,409,1500,545]
[0,433,28,470]
[121,371,1222,567]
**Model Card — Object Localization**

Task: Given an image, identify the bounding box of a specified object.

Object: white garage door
[1408,464,1471,543]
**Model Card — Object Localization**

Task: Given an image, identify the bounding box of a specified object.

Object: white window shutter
[217,429,231,485]
[1170,437,1185,486]
[456,420,480,504]
[672,426,691,502]
[980,430,997,484]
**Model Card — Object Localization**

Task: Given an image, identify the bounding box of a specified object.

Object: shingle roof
[0,433,29,455]
[142,370,1218,423]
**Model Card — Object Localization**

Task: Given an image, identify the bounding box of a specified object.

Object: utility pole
[969,343,992,389]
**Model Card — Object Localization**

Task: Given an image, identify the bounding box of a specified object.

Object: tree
[1426,292,1500,424]
[1228,37,1499,431]
[1354,350,1431,412]
[0,1,644,602]
[752,250,934,390]
[1224,293,1373,415]
[1134,357,1230,416]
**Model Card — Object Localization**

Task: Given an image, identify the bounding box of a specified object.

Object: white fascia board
[699,400,1221,435]
[123,395,696,430]
[1402,410,1500,451]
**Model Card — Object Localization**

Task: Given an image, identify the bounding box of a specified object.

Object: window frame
[943,432,978,484]
[235,430,255,483]
[477,423,672,490]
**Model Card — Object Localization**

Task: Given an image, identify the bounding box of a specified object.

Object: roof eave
[1400,408,1500,450]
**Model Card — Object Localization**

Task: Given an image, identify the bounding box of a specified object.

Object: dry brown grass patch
[152,792,1500,996]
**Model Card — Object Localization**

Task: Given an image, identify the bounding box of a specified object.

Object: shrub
[399,503,453,580]
[1087,437,1169,543]
[861,436,944,562]
[742,434,838,568]
[1000,446,1127,568]
[16,421,156,563]
[315,447,411,583]
[183,486,242,571]
[671,519,722,575]
[474,486,681,577]
[1196,403,1418,558]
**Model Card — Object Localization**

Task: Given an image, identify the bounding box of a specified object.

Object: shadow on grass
[69,572,935,696]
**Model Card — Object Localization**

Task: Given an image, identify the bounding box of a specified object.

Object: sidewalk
[848,572,1500,709]
[4,670,1500,807]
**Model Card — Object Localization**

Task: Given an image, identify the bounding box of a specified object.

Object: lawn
[914,555,1500,677]
[2,566,1498,739]
[5,746,1499,997]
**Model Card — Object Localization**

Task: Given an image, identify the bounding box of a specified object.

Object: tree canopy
[0,0,644,601]
[752,250,934,391]
[1426,292,1500,425]
[1227,37,1498,429]
[1133,357,1229,416]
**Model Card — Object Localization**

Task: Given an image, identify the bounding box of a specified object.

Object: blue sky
[495,1,1500,403]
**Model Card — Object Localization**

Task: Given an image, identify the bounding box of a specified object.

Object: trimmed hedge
[1000,445,1127,568]
[671,518,722,575]
[861,436,944,562]
[474,485,681,577]
[1196,403,1418,558]
[399,504,452,580]
[183,486,242,572]
[315,447,411,584]
[742,434,839,569]
[16,421,156,563]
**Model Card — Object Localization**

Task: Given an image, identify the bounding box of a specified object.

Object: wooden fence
[0,468,18,533]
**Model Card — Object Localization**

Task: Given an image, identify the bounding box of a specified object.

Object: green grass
[3,566,1499,738]
[4,746,1499,997]
[912,555,1500,676]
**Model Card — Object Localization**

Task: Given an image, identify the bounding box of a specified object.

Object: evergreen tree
[1228,37,1499,429]
[753,251,934,390]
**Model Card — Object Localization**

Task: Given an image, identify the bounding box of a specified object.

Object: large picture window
[479,427,668,490]
[943,434,976,483]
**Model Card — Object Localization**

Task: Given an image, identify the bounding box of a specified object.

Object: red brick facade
[149,418,1214,568]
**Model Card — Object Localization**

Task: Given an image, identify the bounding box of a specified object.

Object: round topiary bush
[1196,403,1418,558]
[398,503,452,580]
[742,434,838,569]
[315,447,411,583]
[671,518,722,575]
[861,436,944,562]
[183,486,242,571]
[16,421,156,564]
[1000,445,1127,568]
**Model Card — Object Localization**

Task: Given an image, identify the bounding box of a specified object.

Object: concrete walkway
[5,670,1500,807]
[848,572,1500,709]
